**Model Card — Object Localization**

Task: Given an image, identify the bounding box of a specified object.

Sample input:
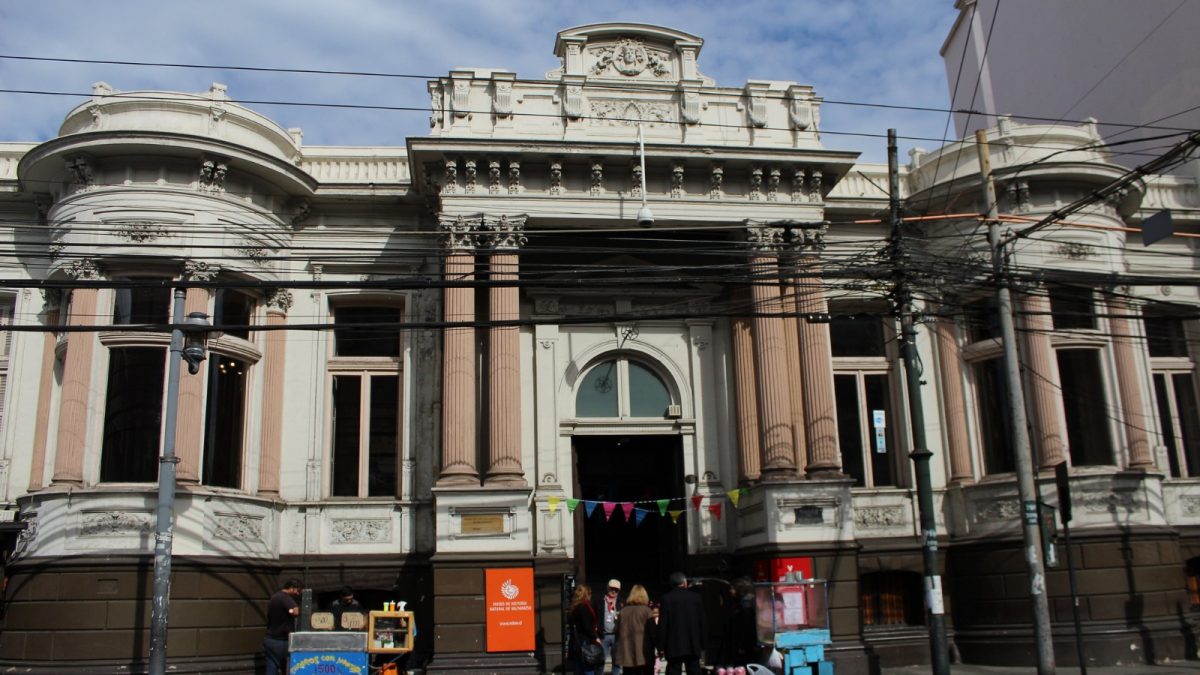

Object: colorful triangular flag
[708,503,722,520]
[726,489,740,508]
[548,496,560,513]
[634,508,648,526]
[621,502,634,521]
[584,501,597,518]
[691,495,703,511]
[603,502,616,521]
[668,509,684,524]
[657,499,670,516]
[567,498,579,513]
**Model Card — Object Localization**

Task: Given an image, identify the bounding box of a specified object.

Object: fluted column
[439,215,480,485]
[484,215,527,485]
[791,226,841,477]
[934,318,974,483]
[731,305,761,483]
[780,270,809,475]
[257,290,291,495]
[175,274,214,483]
[28,295,60,490]
[1108,293,1154,468]
[746,224,796,480]
[1018,293,1066,468]
[53,262,102,485]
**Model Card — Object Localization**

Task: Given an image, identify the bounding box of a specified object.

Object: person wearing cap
[593,578,625,675]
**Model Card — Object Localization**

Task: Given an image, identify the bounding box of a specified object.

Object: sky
[0,1,960,164]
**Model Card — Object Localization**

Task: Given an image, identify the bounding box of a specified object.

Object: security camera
[636,205,655,228]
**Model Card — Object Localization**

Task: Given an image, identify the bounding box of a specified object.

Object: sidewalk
[883,663,1199,674]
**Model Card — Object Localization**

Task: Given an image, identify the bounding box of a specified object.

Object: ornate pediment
[588,38,674,80]
[549,23,713,86]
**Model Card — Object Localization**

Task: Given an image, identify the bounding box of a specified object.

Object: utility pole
[975,129,1056,674]
[887,129,950,675]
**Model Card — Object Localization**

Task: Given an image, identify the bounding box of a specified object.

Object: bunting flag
[584,501,597,518]
[634,508,648,526]
[621,502,634,521]
[691,495,703,511]
[708,503,723,520]
[657,499,670,516]
[567,498,579,513]
[548,496,560,513]
[602,502,617,521]
[668,509,684,524]
[726,489,741,508]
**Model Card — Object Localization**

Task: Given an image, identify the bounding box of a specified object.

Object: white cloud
[0,0,959,161]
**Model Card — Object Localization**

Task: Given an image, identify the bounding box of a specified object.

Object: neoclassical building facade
[0,22,1197,674]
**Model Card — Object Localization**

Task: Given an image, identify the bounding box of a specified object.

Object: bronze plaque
[460,513,505,535]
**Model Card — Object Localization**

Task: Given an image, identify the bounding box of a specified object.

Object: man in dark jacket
[263,578,302,675]
[657,571,705,675]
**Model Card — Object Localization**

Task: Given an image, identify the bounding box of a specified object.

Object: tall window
[974,357,1014,474]
[329,304,402,498]
[100,283,258,486]
[576,357,672,418]
[1057,348,1114,466]
[831,310,901,487]
[1145,306,1200,477]
[0,296,12,440]
[101,285,170,482]
[1049,286,1096,330]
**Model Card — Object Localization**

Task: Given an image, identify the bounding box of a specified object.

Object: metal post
[976,130,1056,674]
[888,129,950,675]
[149,288,186,675]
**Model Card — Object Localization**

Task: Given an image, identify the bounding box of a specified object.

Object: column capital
[266,289,293,313]
[63,259,102,280]
[744,221,786,253]
[438,214,482,251]
[482,214,528,252]
[786,221,828,253]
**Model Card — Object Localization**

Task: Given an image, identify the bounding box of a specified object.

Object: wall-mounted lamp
[636,124,654,227]
[180,311,213,375]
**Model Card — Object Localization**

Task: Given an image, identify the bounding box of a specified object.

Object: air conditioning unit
[666,404,682,418]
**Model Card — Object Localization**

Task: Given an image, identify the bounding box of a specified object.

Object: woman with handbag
[569,585,604,675]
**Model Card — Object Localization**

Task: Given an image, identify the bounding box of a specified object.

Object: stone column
[484,215,527,485]
[28,294,60,490]
[52,261,101,485]
[780,268,809,474]
[438,215,480,485]
[791,226,841,477]
[257,290,291,495]
[1018,293,1066,468]
[746,224,796,480]
[1108,293,1154,468]
[175,270,215,484]
[731,310,761,483]
[934,318,974,483]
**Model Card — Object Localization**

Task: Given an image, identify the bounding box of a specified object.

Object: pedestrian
[594,578,624,675]
[657,571,705,675]
[330,585,363,630]
[614,584,656,675]
[568,585,603,675]
[263,578,302,675]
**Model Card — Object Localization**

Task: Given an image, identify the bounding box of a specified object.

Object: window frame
[325,300,404,499]
[574,355,675,420]
[1144,307,1200,477]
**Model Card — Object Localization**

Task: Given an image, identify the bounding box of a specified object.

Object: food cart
[753,578,833,675]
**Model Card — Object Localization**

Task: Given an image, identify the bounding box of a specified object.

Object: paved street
[883,663,1200,674]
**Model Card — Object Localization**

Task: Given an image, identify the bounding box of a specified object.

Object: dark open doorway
[573,434,686,599]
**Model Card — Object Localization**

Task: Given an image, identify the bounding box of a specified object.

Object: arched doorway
[571,355,687,598]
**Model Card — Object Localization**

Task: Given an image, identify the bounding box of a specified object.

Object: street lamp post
[149,288,211,675]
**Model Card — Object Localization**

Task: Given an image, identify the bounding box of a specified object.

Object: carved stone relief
[330,518,392,544]
[855,505,906,529]
[974,498,1020,522]
[590,100,673,126]
[212,513,264,542]
[79,511,153,537]
[588,39,671,79]
[113,220,169,243]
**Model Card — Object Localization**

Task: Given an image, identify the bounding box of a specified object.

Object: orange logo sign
[485,568,535,652]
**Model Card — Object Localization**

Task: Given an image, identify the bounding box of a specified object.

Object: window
[329,303,402,497]
[575,357,672,418]
[1145,307,1199,477]
[965,297,1002,343]
[0,297,12,439]
[100,283,257,486]
[214,289,254,340]
[975,357,1014,474]
[1049,286,1096,330]
[831,311,901,487]
[1057,348,1114,466]
[860,571,924,626]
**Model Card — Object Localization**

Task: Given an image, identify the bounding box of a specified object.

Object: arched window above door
[576,357,673,418]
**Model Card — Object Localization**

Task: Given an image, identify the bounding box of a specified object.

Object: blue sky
[0,0,959,163]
